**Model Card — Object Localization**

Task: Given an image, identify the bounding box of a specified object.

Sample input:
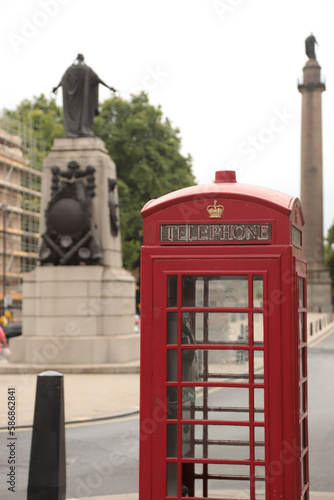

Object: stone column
[298,59,332,311]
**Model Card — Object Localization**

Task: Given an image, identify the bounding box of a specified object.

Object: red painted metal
[140,172,308,499]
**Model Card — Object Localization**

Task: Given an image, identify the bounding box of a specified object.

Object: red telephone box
[139,171,309,500]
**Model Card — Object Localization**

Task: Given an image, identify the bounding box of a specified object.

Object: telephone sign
[160,223,272,243]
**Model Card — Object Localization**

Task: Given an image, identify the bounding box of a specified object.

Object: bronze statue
[305,33,318,60]
[53,54,116,138]
[39,161,102,265]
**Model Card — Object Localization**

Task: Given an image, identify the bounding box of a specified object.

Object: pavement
[0,372,140,428]
[0,322,334,499]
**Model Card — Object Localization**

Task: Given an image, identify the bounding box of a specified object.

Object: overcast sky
[1,0,334,235]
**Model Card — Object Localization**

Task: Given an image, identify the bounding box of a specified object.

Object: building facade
[0,126,41,315]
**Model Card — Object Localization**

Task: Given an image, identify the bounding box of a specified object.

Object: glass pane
[254,350,264,381]
[182,275,248,307]
[253,276,263,308]
[182,463,194,498]
[301,454,308,489]
[182,275,203,307]
[299,313,305,344]
[300,382,306,415]
[182,387,196,421]
[166,462,177,496]
[253,313,264,344]
[254,426,265,460]
[167,312,177,344]
[300,418,306,451]
[182,349,249,382]
[302,454,308,488]
[300,383,304,415]
[182,348,199,382]
[181,314,196,345]
[167,349,177,381]
[254,388,265,422]
[299,278,304,308]
[255,465,266,499]
[167,386,178,419]
[194,464,250,498]
[167,424,177,457]
[255,480,266,499]
[255,465,265,479]
[182,312,248,344]
[302,313,306,344]
[182,424,250,460]
[207,463,250,477]
[197,479,250,499]
[292,226,302,246]
[182,421,193,458]
[209,277,248,308]
[182,386,249,421]
[167,275,177,308]
[300,347,305,380]
[195,279,204,307]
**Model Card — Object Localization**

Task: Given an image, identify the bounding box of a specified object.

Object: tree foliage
[93,92,195,268]
[324,222,334,304]
[2,92,195,269]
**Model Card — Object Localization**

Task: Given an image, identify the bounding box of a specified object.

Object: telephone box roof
[141,171,304,224]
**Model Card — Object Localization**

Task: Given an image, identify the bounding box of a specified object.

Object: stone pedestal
[10,137,139,369]
[40,137,122,268]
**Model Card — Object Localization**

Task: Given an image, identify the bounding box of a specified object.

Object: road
[66,414,139,498]
[0,329,333,499]
[0,414,140,500]
[308,329,334,492]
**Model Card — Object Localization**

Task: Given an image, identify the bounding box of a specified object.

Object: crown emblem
[295,207,299,223]
[207,200,224,219]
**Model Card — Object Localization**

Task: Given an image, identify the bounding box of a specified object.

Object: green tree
[2,92,195,270]
[93,92,195,269]
[324,222,334,304]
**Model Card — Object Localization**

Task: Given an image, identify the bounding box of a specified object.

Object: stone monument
[10,55,139,370]
[298,35,332,312]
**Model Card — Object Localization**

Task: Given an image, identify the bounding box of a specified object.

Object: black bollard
[27,371,66,500]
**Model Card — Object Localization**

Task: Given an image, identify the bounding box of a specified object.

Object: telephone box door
[148,256,291,500]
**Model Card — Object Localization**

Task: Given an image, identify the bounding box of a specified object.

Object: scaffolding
[0,113,43,316]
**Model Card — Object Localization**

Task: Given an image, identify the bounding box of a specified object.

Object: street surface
[0,329,333,499]
[308,330,334,491]
[66,414,139,498]
[0,413,140,500]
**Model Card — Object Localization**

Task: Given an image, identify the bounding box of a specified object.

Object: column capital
[298,81,326,93]
[298,58,325,92]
